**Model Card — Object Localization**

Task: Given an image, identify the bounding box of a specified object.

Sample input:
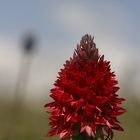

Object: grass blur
[0,95,140,140]
[0,98,49,140]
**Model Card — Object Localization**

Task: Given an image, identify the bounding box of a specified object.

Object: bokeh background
[0,0,140,140]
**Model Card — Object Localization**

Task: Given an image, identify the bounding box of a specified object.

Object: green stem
[72,132,98,140]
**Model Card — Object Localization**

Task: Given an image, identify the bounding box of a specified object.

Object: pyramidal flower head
[44,35,126,140]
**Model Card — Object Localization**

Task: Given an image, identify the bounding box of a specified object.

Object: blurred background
[0,0,140,140]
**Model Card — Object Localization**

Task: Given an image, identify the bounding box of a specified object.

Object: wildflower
[44,34,126,140]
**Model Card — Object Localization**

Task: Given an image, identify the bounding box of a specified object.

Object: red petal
[44,102,55,108]
[113,98,125,104]
[80,123,86,133]
[85,125,93,136]
[59,130,68,139]
[47,128,58,136]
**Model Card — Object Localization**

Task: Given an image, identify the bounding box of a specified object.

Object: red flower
[44,35,126,140]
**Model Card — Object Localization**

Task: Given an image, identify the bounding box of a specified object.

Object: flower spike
[44,34,126,140]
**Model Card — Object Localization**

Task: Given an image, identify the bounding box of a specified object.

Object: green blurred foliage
[0,96,140,140]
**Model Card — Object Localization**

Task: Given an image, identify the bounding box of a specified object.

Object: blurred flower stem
[72,133,98,140]
[13,33,36,113]
[6,33,36,140]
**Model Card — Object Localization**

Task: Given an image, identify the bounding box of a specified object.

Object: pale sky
[0,1,140,99]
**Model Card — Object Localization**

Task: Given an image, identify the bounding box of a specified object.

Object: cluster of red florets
[44,35,126,140]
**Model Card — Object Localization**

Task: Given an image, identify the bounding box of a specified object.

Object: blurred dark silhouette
[22,33,36,54]
[6,33,37,140]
